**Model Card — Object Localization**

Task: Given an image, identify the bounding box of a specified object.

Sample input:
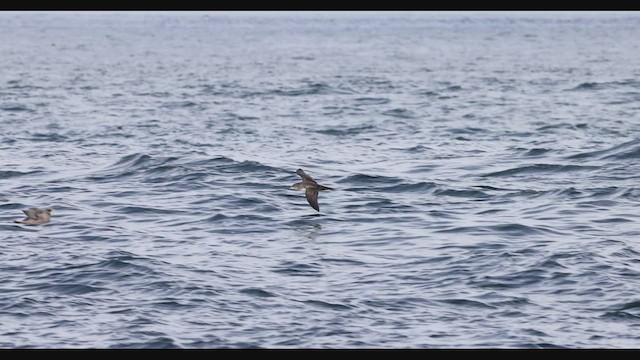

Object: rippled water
[1,11,640,348]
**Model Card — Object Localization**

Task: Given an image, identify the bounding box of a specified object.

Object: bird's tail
[318,185,333,191]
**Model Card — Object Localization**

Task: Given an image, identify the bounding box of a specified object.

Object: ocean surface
[1,11,640,348]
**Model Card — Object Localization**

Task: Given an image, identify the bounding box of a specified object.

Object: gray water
[1,11,640,348]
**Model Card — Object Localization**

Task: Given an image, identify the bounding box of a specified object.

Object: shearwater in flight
[14,208,52,225]
[289,169,333,212]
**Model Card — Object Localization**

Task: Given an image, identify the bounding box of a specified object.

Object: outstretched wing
[23,208,39,219]
[305,187,320,212]
[296,169,316,183]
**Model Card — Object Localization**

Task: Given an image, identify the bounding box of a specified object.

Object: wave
[85,153,281,184]
[353,97,391,106]
[401,145,431,153]
[338,174,437,193]
[381,108,416,119]
[482,164,598,177]
[0,170,43,179]
[435,223,562,237]
[569,82,609,91]
[203,213,273,223]
[214,159,282,174]
[239,287,277,298]
[271,82,352,97]
[272,261,323,277]
[566,139,640,161]
[301,299,352,311]
[315,125,377,136]
[29,132,70,142]
[536,123,588,132]
[160,101,203,109]
[116,205,186,215]
[381,182,437,193]
[26,283,104,295]
[434,188,490,198]
[86,153,177,181]
[568,79,640,91]
[521,148,553,157]
[337,173,404,185]
[1,104,33,112]
[437,298,496,309]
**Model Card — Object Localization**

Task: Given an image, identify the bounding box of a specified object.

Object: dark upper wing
[23,208,39,219]
[296,169,316,183]
[305,187,320,212]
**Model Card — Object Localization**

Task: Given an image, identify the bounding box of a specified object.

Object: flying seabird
[289,169,333,212]
[14,208,52,225]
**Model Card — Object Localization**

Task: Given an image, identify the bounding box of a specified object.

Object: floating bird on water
[289,169,333,212]
[14,208,52,225]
